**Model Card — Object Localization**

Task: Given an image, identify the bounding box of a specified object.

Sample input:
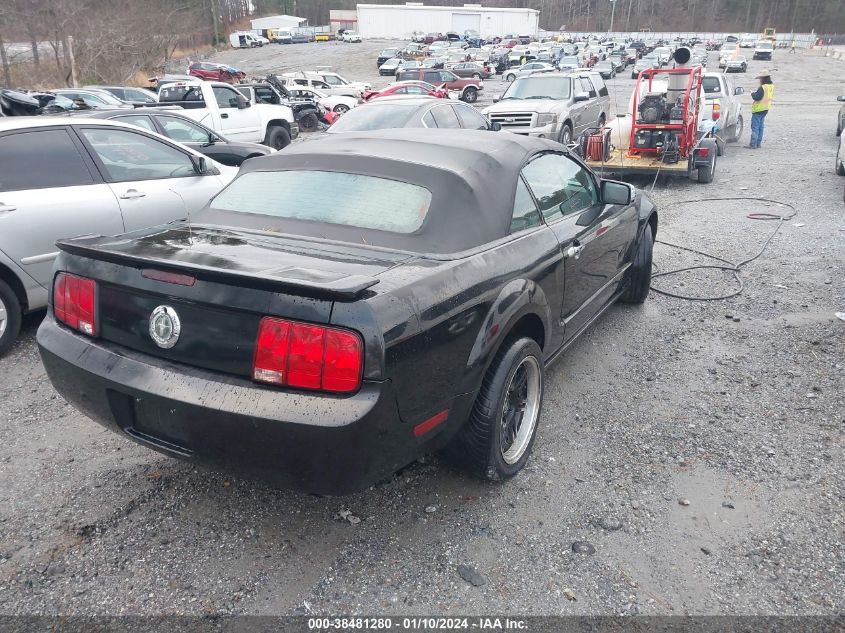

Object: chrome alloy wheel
[500,355,542,464]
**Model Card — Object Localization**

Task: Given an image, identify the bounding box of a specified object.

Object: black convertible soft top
[196,129,562,254]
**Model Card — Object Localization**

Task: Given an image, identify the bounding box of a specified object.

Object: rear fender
[463,278,551,393]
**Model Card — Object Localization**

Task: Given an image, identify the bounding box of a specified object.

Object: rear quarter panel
[364,227,562,428]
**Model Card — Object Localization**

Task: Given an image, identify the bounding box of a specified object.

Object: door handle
[221,113,229,119]
[0,203,16,213]
[119,189,146,200]
[564,242,584,260]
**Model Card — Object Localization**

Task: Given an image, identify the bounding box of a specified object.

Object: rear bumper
[37,317,443,495]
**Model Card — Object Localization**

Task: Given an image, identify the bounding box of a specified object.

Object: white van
[229,32,262,48]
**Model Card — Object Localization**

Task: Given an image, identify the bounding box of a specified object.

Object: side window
[579,77,596,98]
[521,153,599,222]
[0,129,94,192]
[158,116,213,143]
[254,87,279,104]
[80,128,197,182]
[392,87,409,95]
[422,110,437,128]
[112,115,156,132]
[212,86,240,109]
[293,79,307,86]
[107,88,125,100]
[430,105,461,129]
[439,71,455,82]
[511,177,542,233]
[454,104,489,130]
[591,74,608,97]
[423,71,440,84]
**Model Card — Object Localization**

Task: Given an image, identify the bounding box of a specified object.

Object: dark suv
[395,69,483,103]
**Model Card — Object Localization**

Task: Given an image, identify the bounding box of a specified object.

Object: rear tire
[263,126,291,150]
[0,279,22,357]
[446,337,544,481]
[729,114,744,142]
[620,223,653,304]
[333,104,350,114]
[505,73,516,82]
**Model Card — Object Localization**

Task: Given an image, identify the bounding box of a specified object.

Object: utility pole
[609,0,617,34]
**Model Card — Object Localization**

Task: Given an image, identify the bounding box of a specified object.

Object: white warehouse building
[356,3,539,39]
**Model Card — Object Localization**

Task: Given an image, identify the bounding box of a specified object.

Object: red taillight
[712,103,721,121]
[53,273,97,336]
[252,317,363,393]
[698,147,710,157]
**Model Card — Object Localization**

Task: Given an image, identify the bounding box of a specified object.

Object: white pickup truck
[157,81,298,149]
[700,72,745,142]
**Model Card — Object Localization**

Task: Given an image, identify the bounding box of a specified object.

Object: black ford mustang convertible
[38,129,657,494]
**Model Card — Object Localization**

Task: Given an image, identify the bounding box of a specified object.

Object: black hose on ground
[650,196,798,301]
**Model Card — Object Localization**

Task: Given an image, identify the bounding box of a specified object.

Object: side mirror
[837,95,845,102]
[734,86,745,95]
[490,121,502,131]
[601,179,632,205]
[235,94,250,109]
[493,94,501,102]
[574,92,589,102]
[191,155,208,174]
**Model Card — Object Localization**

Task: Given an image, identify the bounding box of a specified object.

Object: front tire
[333,104,350,114]
[461,87,478,103]
[836,143,845,176]
[620,223,653,304]
[0,279,22,357]
[558,123,573,147]
[447,337,544,480]
[505,73,516,82]
[263,126,291,150]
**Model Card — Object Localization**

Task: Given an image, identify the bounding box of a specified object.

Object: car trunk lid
[56,225,408,378]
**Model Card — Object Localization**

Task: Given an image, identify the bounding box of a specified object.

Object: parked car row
[0,117,238,355]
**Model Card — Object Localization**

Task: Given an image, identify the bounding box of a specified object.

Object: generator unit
[629,47,703,164]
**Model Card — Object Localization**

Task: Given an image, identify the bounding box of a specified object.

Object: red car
[187,61,246,83]
[501,39,519,49]
[362,81,448,101]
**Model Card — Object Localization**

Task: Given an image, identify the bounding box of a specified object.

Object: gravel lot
[1,42,843,617]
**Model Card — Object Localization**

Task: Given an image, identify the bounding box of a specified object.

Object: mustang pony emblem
[149,306,181,349]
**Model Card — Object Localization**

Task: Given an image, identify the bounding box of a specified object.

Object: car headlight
[537,113,557,127]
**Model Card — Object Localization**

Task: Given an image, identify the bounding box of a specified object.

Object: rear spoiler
[56,237,379,301]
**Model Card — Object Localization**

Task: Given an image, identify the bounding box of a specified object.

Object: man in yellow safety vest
[747,70,774,149]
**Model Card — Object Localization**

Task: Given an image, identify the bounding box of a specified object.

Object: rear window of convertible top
[212,170,432,234]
